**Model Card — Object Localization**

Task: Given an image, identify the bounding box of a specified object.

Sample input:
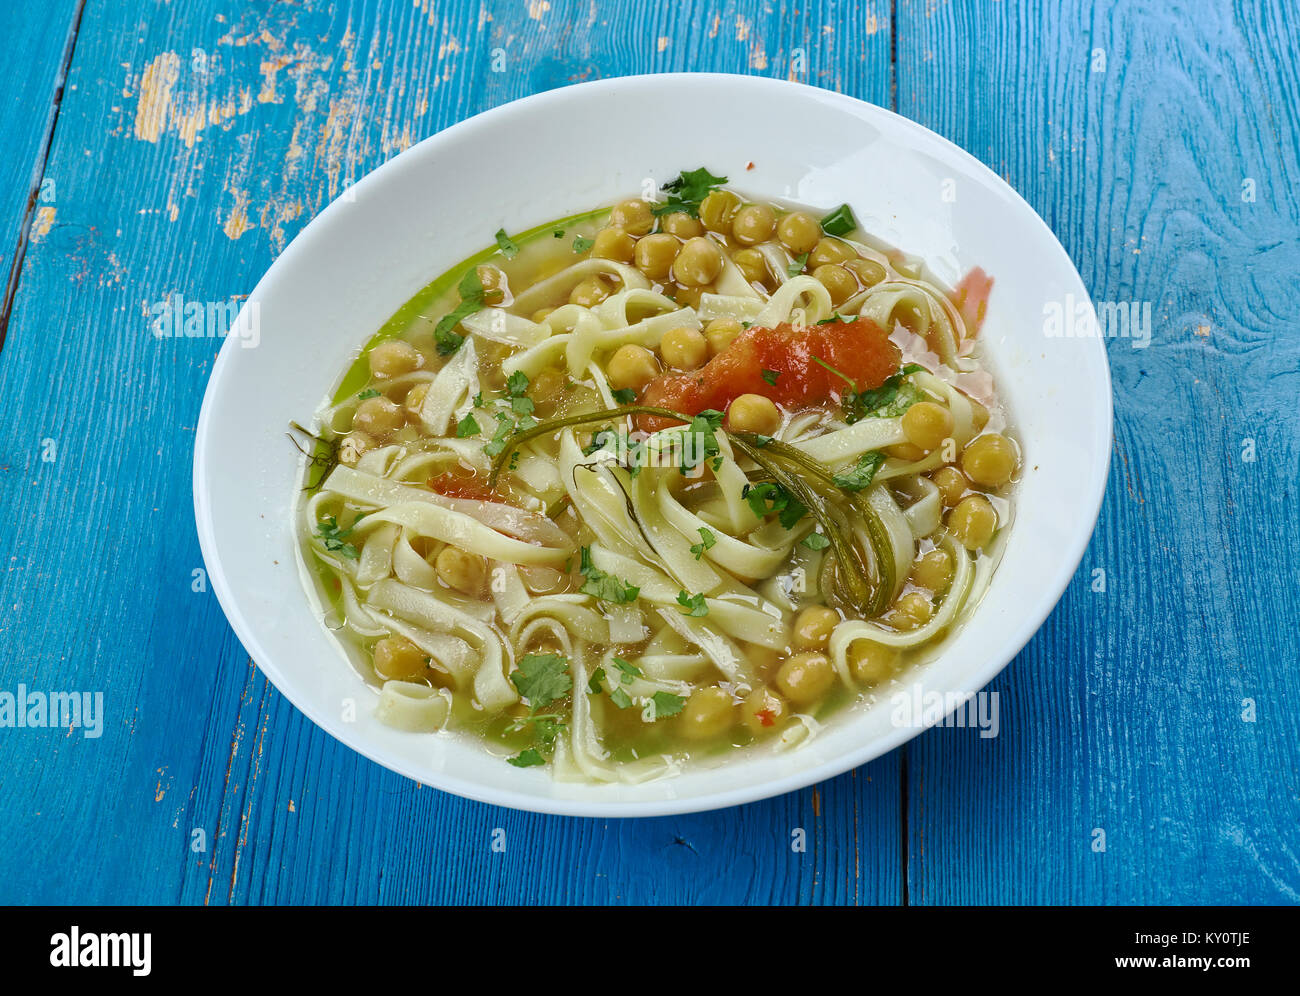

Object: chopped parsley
[653,167,727,217]
[676,590,708,617]
[609,686,634,709]
[761,368,781,386]
[787,252,809,277]
[505,370,535,416]
[509,653,572,709]
[801,531,831,550]
[844,363,926,423]
[689,527,716,561]
[681,408,724,474]
[820,203,858,237]
[742,482,806,528]
[494,227,521,259]
[572,235,594,253]
[315,514,366,559]
[650,691,686,719]
[507,748,545,768]
[455,413,481,438]
[587,667,607,694]
[357,387,381,400]
[552,228,565,238]
[610,387,637,405]
[611,656,642,683]
[578,546,640,604]
[433,268,487,356]
[831,450,886,492]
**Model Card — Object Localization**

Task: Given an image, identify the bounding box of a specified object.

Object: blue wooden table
[0,0,1295,906]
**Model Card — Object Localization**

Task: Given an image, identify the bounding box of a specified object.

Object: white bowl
[194,74,1111,817]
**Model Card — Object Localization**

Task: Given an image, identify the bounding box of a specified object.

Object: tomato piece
[427,471,500,502]
[637,317,901,430]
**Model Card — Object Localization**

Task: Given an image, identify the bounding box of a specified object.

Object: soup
[294,169,1017,782]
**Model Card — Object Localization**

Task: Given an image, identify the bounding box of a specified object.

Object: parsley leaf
[611,387,637,405]
[689,527,716,561]
[494,228,521,259]
[787,252,809,277]
[433,268,487,356]
[357,387,381,399]
[681,409,724,474]
[801,531,831,550]
[676,590,708,617]
[832,450,886,492]
[761,369,781,386]
[609,686,634,709]
[484,411,516,458]
[653,168,727,217]
[578,546,640,604]
[315,514,366,559]
[587,667,607,694]
[509,653,572,709]
[572,235,594,253]
[650,691,686,719]
[611,656,642,684]
[508,749,545,768]
[455,413,481,438]
[820,203,858,237]
[552,229,565,238]
[506,370,530,397]
[844,363,926,423]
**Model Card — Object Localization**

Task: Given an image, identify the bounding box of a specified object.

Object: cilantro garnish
[820,203,858,237]
[494,228,521,259]
[507,748,545,768]
[832,450,886,492]
[787,252,809,277]
[653,168,728,217]
[611,656,642,683]
[681,409,724,474]
[315,513,366,559]
[609,686,634,709]
[357,387,381,399]
[761,369,781,386]
[650,691,686,719]
[483,411,516,458]
[578,546,640,604]
[844,363,926,423]
[587,667,607,694]
[509,653,572,709]
[572,235,594,253]
[689,527,716,561]
[742,482,806,528]
[801,531,831,550]
[433,268,487,356]
[456,413,481,438]
[676,590,708,617]
[611,387,637,405]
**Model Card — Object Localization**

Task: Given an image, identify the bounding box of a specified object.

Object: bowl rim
[193,72,1113,817]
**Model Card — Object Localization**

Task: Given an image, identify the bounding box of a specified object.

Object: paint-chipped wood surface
[0,0,1294,905]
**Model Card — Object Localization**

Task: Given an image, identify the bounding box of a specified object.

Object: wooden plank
[0,0,898,905]
[897,0,1300,903]
[0,0,83,339]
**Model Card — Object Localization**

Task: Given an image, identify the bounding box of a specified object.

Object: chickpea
[476,264,508,306]
[372,635,427,680]
[885,441,928,463]
[704,317,743,357]
[403,382,429,416]
[808,236,856,268]
[727,393,780,435]
[531,307,555,323]
[741,686,788,736]
[660,211,703,239]
[731,247,770,285]
[569,275,612,308]
[902,401,955,452]
[909,548,954,594]
[368,339,420,378]
[775,651,836,706]
[698,190,742,234]
[660,326,708,370]
[792,605,840,651]
[961,433,1018,488]
[591,226,636,263]
[845,257,887,287]
[609,198,654,236]
[680,686,736,740]
[776,211,820,254]
[338,430,374,466]
[812,263,857,306]
[849,642,899,685]
[930,466,969,507]
[948,494,997,550]
[435,546,487,596]
[607,344,660,392]
[731,204,776,245]
[673,237,724,287]
[885,591,934,630]
[633,233,679,282]
[672,283,711,309]
[352,396,404,438]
